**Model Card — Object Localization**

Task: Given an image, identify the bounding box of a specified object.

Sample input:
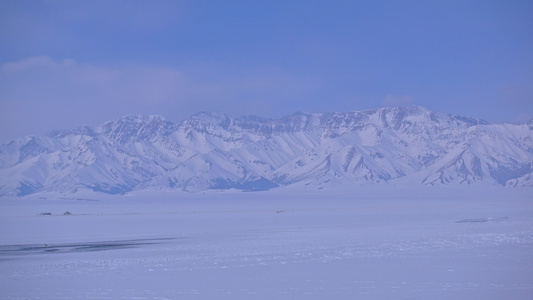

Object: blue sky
[1,0,532,142]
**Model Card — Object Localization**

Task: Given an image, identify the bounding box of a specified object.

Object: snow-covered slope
[1,106,532,196]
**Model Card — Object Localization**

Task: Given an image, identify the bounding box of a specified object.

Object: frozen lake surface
[1,187,532,299]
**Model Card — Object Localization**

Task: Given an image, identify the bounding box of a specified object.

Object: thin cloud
[0,56,318,142]
[382,94,415,107]
[512,113,533,123]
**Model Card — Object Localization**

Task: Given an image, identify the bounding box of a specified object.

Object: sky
[1,0,532,142]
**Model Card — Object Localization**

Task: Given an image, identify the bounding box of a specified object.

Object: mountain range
[1,106,532,196]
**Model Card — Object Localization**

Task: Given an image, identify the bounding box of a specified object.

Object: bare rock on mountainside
[0,106,532,196]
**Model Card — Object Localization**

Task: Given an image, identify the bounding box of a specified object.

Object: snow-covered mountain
[1,106,532,196]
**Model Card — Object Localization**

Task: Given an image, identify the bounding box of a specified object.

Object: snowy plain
[1,186,532,300]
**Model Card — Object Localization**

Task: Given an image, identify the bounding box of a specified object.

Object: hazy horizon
[1,1,532,142]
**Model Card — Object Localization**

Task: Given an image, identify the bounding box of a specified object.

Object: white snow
[1,186,532,299]
[2,106,532,196]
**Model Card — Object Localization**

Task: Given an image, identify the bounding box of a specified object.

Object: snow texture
[1,106,532,196]
[0,186,532,299]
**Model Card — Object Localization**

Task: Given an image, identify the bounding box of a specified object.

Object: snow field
[0,187,532,299]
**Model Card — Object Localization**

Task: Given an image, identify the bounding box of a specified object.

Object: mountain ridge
[1,106,532,196]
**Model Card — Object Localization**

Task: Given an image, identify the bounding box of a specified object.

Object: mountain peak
[98,114,176,144]
[48,126,96,138]
[190,111,229,121]
[1,106,532,196]
[114,114,167,124]
[184,111,233,131]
